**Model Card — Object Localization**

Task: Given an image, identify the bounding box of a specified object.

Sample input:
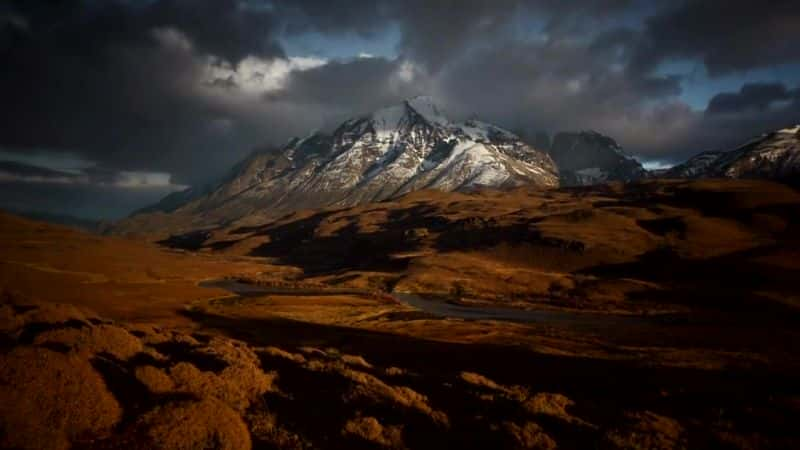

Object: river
[201,279,655,328]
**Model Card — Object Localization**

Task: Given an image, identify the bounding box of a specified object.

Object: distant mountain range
[1,208,102,232]
[545,131,647,186]
[0,161,81,182]
[112,97,800,236]
[664,125,800,181]
[542,124,800,185]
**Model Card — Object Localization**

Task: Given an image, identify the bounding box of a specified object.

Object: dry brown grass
[246,409,308,449]
[460,371,505,391]
[501,421,557,450]
[303,358,450,427]
[131,398,251,450]
[1,288,798,449]
[1,180,800,449]
[260,345,307,363]
[128,331,278,412]
[343,416,405,449]
[32,323,144,360]
[459,371,595,429]
[166,360,275,412]
[0,299,99,334]
[522,392,595,428]
[0,211,266,324]
[0,300,278,449]
[0,346,122,450]
[341,353,374,369]
[604,411,686,450]
[134,365,176,392]
[384,366,407,377]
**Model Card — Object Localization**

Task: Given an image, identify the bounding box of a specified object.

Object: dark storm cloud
[0,180,180,220]
[706,83,799,116]
[0,0,287,185]
[144,0,283,63]
[391,0,524,72]
[265,0,711,160]
[271,0,390,36]
[0,157,185,191]
[2,0,800,217]
[265,57,422,115]
[274,0,639,71]
[259,0,690,154]
[633,0,800,76]
[621,83,800,164]
[7,0,283,63]
[693,83,800,153]
[271,0,525,72]
[423,26,688,157]
[0,161,80,182]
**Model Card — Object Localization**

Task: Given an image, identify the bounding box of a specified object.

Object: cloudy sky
[1,0,799,219]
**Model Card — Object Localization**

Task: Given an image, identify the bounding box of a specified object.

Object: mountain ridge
[114,98,800,238]
[112,97,560,235]
[664,124,800,181]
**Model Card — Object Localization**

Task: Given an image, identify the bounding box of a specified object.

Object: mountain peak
[368,96,450,130]
[778,124,800,134]
[404,96,448,125]
[549,130,645,186]
[120,97,559,230]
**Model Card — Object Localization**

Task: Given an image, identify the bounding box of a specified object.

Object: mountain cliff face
[547,131,647,186]
[114,97,558,234]
[665,125,800,181]
[662,151,725,179]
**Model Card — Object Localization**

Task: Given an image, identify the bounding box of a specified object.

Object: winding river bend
[201,279,653,328]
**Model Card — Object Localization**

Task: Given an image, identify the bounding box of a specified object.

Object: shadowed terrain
[2,297,799,450]
[2,179,800,449]
[167,179,800,316]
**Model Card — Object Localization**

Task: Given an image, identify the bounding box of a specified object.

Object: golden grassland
[2,179,800,449]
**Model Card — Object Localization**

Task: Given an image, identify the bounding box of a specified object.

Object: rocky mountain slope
[114,97,558,235]
[665,125,800,181]
[547,131,647,186]
[662,151,724,179]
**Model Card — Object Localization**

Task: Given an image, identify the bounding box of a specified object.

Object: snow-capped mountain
[547,131,647,186]
[665,125,800,181]
[115,97,558,233]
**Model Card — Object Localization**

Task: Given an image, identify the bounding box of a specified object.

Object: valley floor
[2,179,800,449]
